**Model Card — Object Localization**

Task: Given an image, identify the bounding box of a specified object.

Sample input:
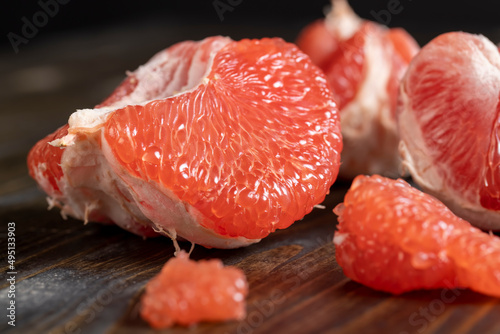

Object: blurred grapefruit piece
[334,175,500,297]
[140,251,248,329]
[27,36,342,248]
[296,0,419,178]
[398,31,500,231]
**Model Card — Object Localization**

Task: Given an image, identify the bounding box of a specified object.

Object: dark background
[1,0,500,202]
[2,0,500,52]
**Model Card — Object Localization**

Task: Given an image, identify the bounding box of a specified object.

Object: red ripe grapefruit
[334,175,500,297]
[27,36,342,248]
[296,0,419,178]
[140,251,248,328]
[398,31,500,231]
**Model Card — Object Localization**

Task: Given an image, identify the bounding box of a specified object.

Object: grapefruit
[398,31,500,231]
[296,0,419,178]
[27,36,343,248]
[140,251,248,328]
[334,175,500,297]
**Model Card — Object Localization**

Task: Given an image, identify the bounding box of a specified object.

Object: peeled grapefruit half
[398,31,500,231]
[27,36,343,248]
[334,175,500,297]
[296,0,419,178]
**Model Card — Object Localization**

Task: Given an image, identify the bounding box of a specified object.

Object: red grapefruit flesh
[398,31,500,231]
[296,19,339,70]
[296,0,419,178]
[27,36,342,248]
[334,175,500,297]
[28,124,68,196]
[140,251,248,329]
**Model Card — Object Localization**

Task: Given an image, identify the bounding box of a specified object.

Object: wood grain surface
[1,19,500,334]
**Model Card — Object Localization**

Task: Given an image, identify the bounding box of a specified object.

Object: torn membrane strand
[152,225,196,257]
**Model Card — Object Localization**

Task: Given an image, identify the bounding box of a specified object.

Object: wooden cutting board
[2,183,500,334]
[1,19,500,334]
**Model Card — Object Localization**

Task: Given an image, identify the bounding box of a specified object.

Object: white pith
[35,37,260,248]
[339,27,397,178]
[324,0,402,179]
[100,138,257,248]
[326,0,362,40]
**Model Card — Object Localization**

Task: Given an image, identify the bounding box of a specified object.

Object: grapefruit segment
[296,0,419,178]
[398,31,500,230]
[27,36,342,248]
[323,22,371,110]
[334,175,500,297]
[295,19,339,69]
[388,28,419,64]
[27,124,69,196]
[140,251,248,329]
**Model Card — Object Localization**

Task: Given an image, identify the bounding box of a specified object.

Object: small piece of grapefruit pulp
[398,31,500,231]
[295,0,419,178]
[333,175,500,297]
[27,36,343,248]
[140,250,248,329]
